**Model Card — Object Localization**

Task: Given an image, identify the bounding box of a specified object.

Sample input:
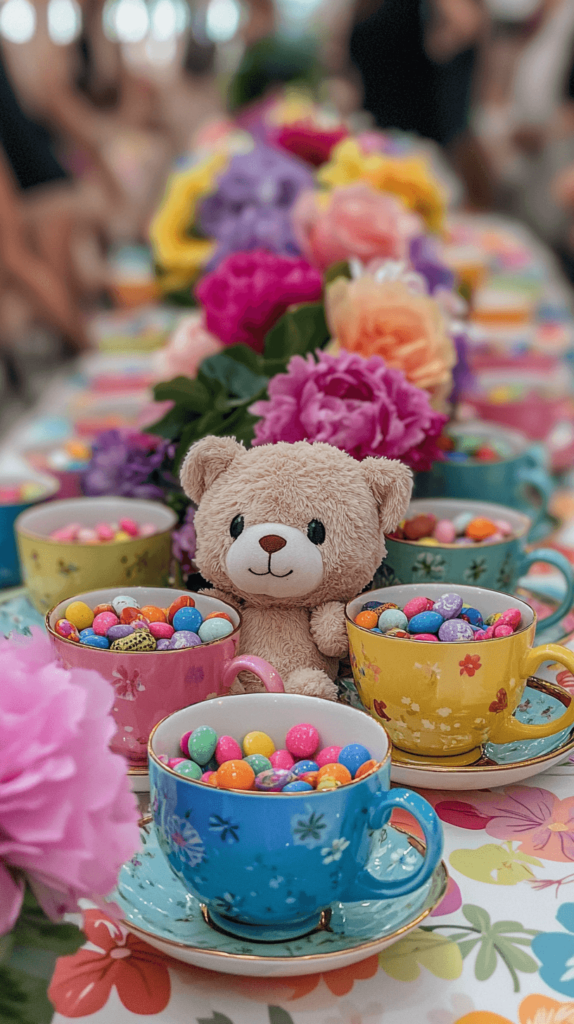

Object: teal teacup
[414,422,554,541]
[378,498,574,638]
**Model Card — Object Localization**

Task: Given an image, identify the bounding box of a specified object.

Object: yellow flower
[318,138,446,232]
[149,152,227,292]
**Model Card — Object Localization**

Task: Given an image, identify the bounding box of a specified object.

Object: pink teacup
[46,586,283,766]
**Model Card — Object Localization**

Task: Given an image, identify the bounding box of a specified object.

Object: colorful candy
[389,510,514,547]
[285,723,319,759]
[48,520,158,543]
[357,591,522,642]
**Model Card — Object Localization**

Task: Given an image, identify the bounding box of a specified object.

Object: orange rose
[325,275,455,408]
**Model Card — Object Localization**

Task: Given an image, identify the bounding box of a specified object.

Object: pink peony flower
[0,630,139,935]
[152,312,222,382]
[269,120,349,167]
[195,249,323,353]
[250,349,447,470]
[293,183,423,272]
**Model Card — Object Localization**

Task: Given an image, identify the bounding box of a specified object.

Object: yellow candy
[418,537,439,546]
[114,531,131,541]
[65,600,94,631]
[242,730,276,758]
[316,778,341,792]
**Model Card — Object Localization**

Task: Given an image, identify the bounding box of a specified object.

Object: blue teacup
[149,693,443,942]
[414,422,554,540]
[379,498,574,637]
[0,472,58,588]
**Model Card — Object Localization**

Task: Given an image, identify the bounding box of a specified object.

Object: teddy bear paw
[284,668,338,701]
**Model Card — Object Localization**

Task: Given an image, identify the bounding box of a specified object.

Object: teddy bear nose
[259,534,287,554]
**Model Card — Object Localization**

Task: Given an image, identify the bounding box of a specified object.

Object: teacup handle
[519,548,574,634]
[221,655,285,693]
[345,789,443,901]
[489,643,574,744]
[517,466,552,536]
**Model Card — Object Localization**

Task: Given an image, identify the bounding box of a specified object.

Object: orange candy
[317,763,352,786]
[204,611,234,624]
[355,759,378,780]
[216,760,255,791]
[208,774,218,787]
[300,771,318,787]
[140,605,167,623]
[168,595,195,624]
[120,607,150,625]
[93,603,114,616]
[465,517,498,542]
[354,610,378,629]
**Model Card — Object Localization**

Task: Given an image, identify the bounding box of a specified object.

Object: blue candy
[361,601,382,611]
[460,606,484,627]
[407,610,444,634]
[290,760,319,777]
[80,634,109,649]
[338,743,371,778]
[283,780,314,792]
[172,606,203,633]
[79,627,95,639]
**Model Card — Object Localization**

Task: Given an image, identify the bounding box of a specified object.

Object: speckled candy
[433,593,463,620]
[168,757,187,768]
[120,607,149,625]
[317,778,341,792]
[107,624,134,642]
[80,634,109,649]
[290,759,319,776]
[408,611,443,634]
[403,597,434,620]
[378,608,408,631]
[65,601,94,631]
[112,595,140,615]
[315,745,342,768]
[198,618,233,642]
[55,618,79,641]
[173,760,202,780]
[149,621,174,640]
[156,639,171,650]
[244,754,272,775]
[93,611,119,635]
[254,769,295,792]
[270,749,295,770]
[438,619,474,642]
[413,633,439,641]
[187,725,218,765]
[242,731,275,758]
[167,595,195,624]
[173,606,203,633]
[338,743,371,777]
[110,632,157,652]
[499,607,521,629]
[283,780,314,792]
[93,603,114,616]
[493,623,514,637]
[217,760,255,790]
[285,723,319,759]
[460,606,483,627]
[168,631,202,650]
[79,627,95,640]
[215,735,242,764]
[139,605,166,623]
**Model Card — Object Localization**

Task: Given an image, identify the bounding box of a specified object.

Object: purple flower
[172,505,196,575]
[82,430,171,500]
[450,325,474,406]
[199,144,313,267]
[409,235,455,295]
[250,350,447,471]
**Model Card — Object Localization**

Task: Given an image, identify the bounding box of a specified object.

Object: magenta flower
[250,350,447,470]
[196,249,323,352]
[0,631,139,935]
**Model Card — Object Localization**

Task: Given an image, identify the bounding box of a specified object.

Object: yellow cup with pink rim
[346,583,574,767]
[47,586,283,767]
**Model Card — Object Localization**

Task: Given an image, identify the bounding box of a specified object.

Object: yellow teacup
[346,584,574,766]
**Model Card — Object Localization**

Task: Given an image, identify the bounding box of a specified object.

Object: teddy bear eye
[230,515,244,539]
[307,520,325,545]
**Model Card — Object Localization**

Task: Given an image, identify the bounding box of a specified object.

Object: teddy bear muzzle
[225,522,325,599]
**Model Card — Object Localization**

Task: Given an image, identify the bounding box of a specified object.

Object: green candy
[244,754,272,775]
[187,725,218,765]
[173,760,202,780]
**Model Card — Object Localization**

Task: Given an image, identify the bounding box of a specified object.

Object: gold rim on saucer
[120,819,449,964]
[390,676,574,774]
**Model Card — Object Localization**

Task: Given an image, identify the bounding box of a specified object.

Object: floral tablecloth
[2,590,574,1023]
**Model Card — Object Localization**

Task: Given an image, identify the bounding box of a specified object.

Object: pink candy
[215,735,242,764]
[270,749,295,770]
[493,623,514,638]
[202,770,215,782]
[51,523,81,543]
[96,522,114,541]
[433,519,456,544]
[181,730,193,756]
[316,745,342,768]
[168,757,187,768]
[285,723,319,759]
[499,607,521,629]
[93,611,119,635]
[49,519,157,543]
[413,633,439,641]
[149,621,175,640]
[403,597,434,620]
[120,517,139,537]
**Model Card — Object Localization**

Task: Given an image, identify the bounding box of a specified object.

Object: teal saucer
[111,821,448,977]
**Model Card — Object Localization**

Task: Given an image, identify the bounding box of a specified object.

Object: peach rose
[293,183,423,272]
[152,312,222,382]
[325,275,456,408]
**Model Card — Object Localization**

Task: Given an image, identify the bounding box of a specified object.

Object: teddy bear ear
[361,457,413,535]
[180,436,245,503]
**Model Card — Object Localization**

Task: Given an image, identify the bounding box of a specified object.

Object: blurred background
[5,0,574,421]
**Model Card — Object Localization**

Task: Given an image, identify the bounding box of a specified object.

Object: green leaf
[462,905,491,934]
[324,260,351,286]
[10,890,83,958]
[200,353,268,400]
[491,920,531,935]
[475,939,497,981]
[214,344,266,374]
[153,376,211,413]
[196,1014,235,1024]
[263,302,329,372]
[494,940,538,973]
[0,965,54,1024]
[456,937,482,959]
[268,1009,296,1024]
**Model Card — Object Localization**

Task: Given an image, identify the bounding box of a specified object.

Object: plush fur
[181,438,412,699]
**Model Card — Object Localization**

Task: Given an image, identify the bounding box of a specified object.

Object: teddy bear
[180,437,413,700]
